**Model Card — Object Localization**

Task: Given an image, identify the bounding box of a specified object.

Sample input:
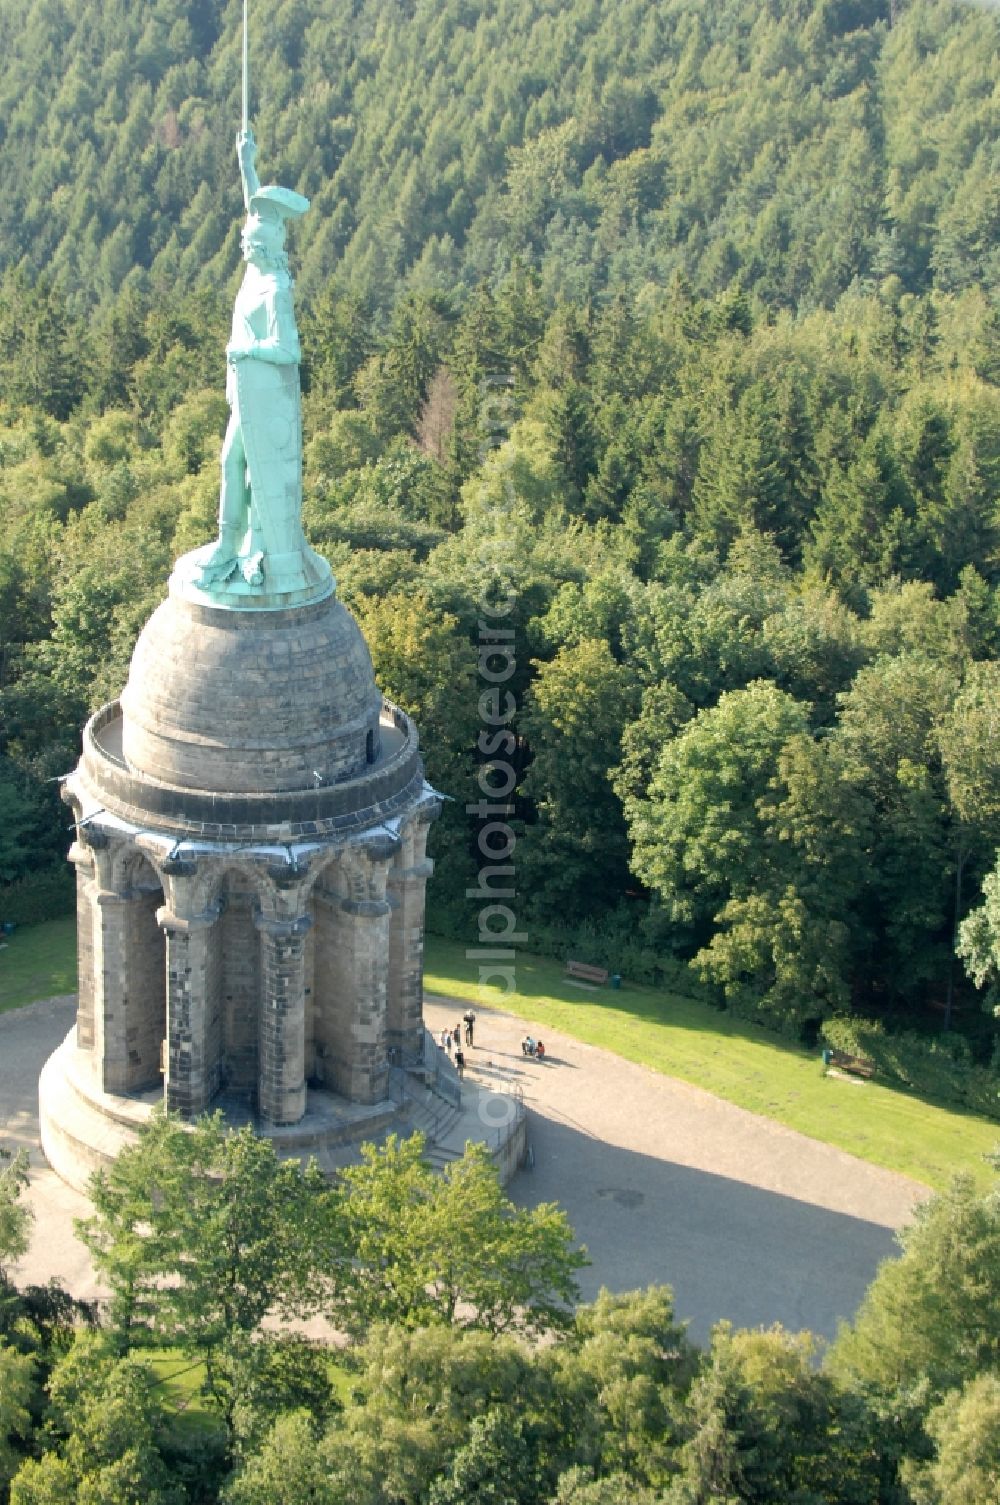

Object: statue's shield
[235,360,303,558]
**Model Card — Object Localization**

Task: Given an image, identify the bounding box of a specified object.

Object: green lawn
[146,1350,219,1436]
[4,918,996,1192]
[424,934,1000,1194]
[0,916,76,1014]
[146,1346,352,1443]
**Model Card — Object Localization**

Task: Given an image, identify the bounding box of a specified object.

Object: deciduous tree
[827,1174,1000,1403]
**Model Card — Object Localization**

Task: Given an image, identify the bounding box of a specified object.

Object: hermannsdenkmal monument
[39,102,449,1191]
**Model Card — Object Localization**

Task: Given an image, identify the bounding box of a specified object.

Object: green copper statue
[173,13,333,609]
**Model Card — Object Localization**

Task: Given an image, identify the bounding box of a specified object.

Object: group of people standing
[439,1011,476,1078]
[436,1012,548,1076]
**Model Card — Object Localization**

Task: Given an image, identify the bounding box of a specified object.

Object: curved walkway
[1,997,99,1300]
[3,995,929,1344]
[425,996,929,1345]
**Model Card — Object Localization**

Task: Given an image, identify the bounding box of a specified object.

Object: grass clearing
[146,1350,212,1412]
[0,916,76,1014]
[3,918,995,1192]
[424,934,1000,1193]
[145,1346,353,1440]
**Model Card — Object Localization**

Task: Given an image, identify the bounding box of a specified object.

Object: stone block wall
[312,890,352,1096]
[161,910,223,1117]
[344,898,391,1101]
[303,924,317,1082]
[256,913,309,1125]
[205,916,224,1105]
[312,884,389,1104]
[95,891,130,1093]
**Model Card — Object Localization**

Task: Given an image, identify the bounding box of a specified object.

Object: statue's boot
[241,551,264,586]
[192,526,243,584]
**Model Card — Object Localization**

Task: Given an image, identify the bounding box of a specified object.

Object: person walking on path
[463,1010,476,1047]
[453,1024,462,1049]
[443,1028,452,1057]
[454,1047,465,1080]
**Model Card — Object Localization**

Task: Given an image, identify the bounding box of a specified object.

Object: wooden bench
[565,960,610,985]
[828,1049,875,1079]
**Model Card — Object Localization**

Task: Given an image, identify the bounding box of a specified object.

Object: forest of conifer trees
[3,0,1000,1498]
[3,0,1000,1063]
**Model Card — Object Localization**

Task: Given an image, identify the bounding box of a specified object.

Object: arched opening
[217,869,263,1107]
[118,852,166,1093]
[309,857,341,1093]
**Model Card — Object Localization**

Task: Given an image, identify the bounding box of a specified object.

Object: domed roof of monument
[119,589,384,795]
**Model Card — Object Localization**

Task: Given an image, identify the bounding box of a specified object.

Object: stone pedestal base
[39,1025,528,1193]
[39,1028,400,1195]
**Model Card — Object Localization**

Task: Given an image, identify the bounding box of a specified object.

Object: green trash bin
[821,1048,832,1066]
[610,973,621,990]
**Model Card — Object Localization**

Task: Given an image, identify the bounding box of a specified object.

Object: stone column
[312,858,391,1104]
[338,896,392,1103]
[255,913,311,1126]
[386,820,434,1065]
[69,827,135,1092]
[93,888,131,1093]
[67,838,97,1057]
[157,904,221,1119]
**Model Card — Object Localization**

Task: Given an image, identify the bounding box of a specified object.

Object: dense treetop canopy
[6,1117,1000,1503]
[0,0,998,315]
[2,0,1000,1062]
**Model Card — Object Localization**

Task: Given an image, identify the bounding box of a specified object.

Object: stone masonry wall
[256,914,309,1124]
[386,821,434,1064]
[95,891,129,1094]
[205,917,224,1106]
[162,912,222,1118]
[304,924,316,1082]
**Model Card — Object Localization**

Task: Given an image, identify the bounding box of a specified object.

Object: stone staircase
[400,1079,466,1169]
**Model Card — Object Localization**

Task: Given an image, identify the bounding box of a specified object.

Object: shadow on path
[514,1106,898,1347]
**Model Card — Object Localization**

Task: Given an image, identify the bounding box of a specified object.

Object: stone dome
[119,588,383,794]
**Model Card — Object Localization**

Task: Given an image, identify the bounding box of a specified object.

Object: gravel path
[2,994,929,1343]
[425,996,929,1344]
[1,996,99,1299]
